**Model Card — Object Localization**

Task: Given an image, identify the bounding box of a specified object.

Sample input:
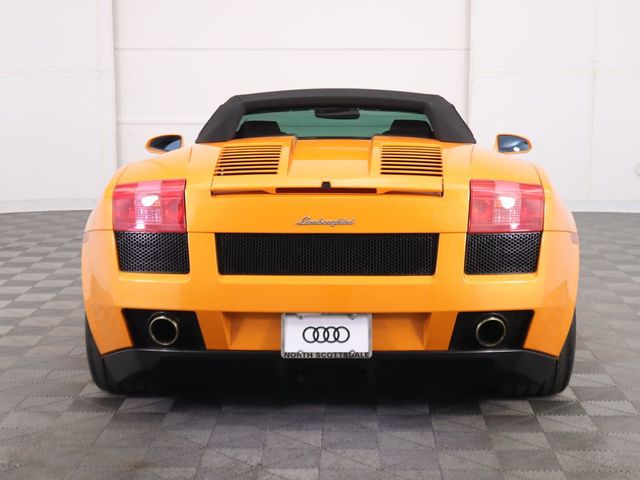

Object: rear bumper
[103,348,557,387]
[83,230,579,357]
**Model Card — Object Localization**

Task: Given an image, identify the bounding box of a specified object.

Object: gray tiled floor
[0,211,640,479]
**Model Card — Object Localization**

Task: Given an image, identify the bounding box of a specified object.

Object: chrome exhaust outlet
[475,315,507,348]
[148,314,179,347]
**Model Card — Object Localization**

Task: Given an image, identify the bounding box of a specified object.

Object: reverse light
[469,180,544,233]
[113,179,186,232]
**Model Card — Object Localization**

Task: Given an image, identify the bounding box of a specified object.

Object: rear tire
[85,317,122,394]
[500,313,576,397]
[86,317,159,395]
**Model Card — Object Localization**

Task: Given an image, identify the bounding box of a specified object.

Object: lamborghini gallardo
[82,89,578,395]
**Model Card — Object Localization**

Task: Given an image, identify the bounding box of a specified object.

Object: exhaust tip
[148,314,179,347]
[475,315,507,348]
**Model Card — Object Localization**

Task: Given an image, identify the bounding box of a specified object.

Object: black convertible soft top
[196,89,476,144]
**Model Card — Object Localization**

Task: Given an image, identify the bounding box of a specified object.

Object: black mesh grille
[465,233,541,274]
[115,232,189,273]
[215,233,439,276]
[449,310,533,350]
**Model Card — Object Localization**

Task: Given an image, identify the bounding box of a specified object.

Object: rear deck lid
[210,137,445,195]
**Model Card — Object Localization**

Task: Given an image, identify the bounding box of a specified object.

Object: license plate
[281,313,372,359]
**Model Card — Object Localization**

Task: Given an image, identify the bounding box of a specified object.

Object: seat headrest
[383,119,434,139]
[235,120,283,138]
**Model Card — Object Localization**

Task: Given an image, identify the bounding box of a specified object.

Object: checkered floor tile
[0,211,640,479]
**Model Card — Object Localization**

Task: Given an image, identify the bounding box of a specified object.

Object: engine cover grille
[215,233,439,276]
[214,144,282,176]
[465,232,541,274]
[379,144,443,177]
[115,232,190,273]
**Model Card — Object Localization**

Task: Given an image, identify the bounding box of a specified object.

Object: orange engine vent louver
[379,145,443,177]
[214,144,283,176]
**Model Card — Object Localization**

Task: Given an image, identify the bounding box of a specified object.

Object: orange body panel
[82,137,579,358]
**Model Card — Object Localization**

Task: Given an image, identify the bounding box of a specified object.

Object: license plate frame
[281,313,372,359]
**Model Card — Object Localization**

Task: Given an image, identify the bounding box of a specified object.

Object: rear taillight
[112,179,186,232]
[469,180,544,233]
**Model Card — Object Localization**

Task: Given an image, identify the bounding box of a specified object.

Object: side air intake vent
[115,232,189,273]
[379,145,443,177]
[214,144,282,176]
[465,233,541,275]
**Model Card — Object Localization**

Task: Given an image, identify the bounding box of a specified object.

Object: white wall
[114,0,470,165]
[0,0,116,213]
[1,0,638,212]
[469,0,640,211]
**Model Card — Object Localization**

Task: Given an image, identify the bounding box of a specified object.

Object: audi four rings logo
[302,326,351,344]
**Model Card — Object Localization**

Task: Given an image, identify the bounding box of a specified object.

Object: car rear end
[82,135,579,391]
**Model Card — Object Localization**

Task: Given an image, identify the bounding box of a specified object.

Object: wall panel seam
[114,47,470,52]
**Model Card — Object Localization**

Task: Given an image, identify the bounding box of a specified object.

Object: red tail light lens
[469,180,544,233]
[112,179,186,232]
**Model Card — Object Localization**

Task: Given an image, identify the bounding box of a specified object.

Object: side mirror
[145,134,183,154]
[495,134,532,154]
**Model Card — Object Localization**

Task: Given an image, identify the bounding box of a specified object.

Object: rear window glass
[236,108,432,139]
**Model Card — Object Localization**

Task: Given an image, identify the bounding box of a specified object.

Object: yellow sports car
[82,89,579,395]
